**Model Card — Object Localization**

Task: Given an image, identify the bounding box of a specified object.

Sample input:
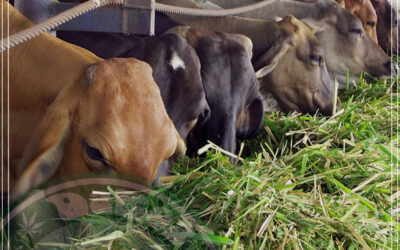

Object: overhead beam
[14,0,155,35]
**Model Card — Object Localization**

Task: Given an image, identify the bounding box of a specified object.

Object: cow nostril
[152,179,161,186]
[385,61,398,75]
[204,108,210,118]
[322,106,333,116]
[199,107,211,123]
[393,64,399,75]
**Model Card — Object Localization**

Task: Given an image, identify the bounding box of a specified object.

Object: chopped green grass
[19,68,399,249]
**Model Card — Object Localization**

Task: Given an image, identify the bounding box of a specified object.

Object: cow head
[371,0,399,54]
[122,34,209,182]
[303,0,393,88]
[151,34,210,182]
[168,27,264,157]
[340,0,379,42]
[12,58,184,199]
[255,15,334,116]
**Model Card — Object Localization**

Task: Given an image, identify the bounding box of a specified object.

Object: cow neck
[5,4,101,108]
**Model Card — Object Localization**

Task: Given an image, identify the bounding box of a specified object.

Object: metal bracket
[14,0,155,35]
[122,0,154,35]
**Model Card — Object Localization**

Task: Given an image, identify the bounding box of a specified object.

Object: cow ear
[197,103,211,126]
[254,36,292,79]
[12,95,74,201]
[164,26,191,40]
[229,34,254,59]
[236,95,264,140]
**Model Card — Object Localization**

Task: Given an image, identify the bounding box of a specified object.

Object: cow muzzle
[390,62,398,76]
[152,132,186,185]
[371,60,398,79]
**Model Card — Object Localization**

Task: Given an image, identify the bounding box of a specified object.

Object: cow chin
[275,90,332,116]
[313,92,333,116]
[153,159,174,185]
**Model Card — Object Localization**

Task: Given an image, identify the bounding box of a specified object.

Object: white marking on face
[169,52,186,71]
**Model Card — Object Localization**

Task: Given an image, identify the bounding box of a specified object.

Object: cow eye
[366,21,375,27]
[309,55,322,66]
[84,142,106,164]
[349,29,362,36]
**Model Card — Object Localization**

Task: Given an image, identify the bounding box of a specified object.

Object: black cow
[166,27,264,158]
[371,0,399,54]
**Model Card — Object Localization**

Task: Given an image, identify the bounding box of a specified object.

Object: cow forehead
[281,17,321,51]
[78,72,177,180]
[338,3,365,27]
[86,58,154,89]
[85,58,161,105]
[79,58,175,154]
[351,0,378,19]
[316,0,362,26]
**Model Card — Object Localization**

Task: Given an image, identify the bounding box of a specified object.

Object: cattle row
[1,0,398,200]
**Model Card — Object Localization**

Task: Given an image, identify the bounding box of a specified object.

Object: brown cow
[371,0,399,53]
[337,0,379,42]
[1,2,184,200]
[56,30,209,182]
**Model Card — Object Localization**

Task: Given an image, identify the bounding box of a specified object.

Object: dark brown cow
[371,0,399,53]
[337,0,378,42]
[167,27,264,157]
